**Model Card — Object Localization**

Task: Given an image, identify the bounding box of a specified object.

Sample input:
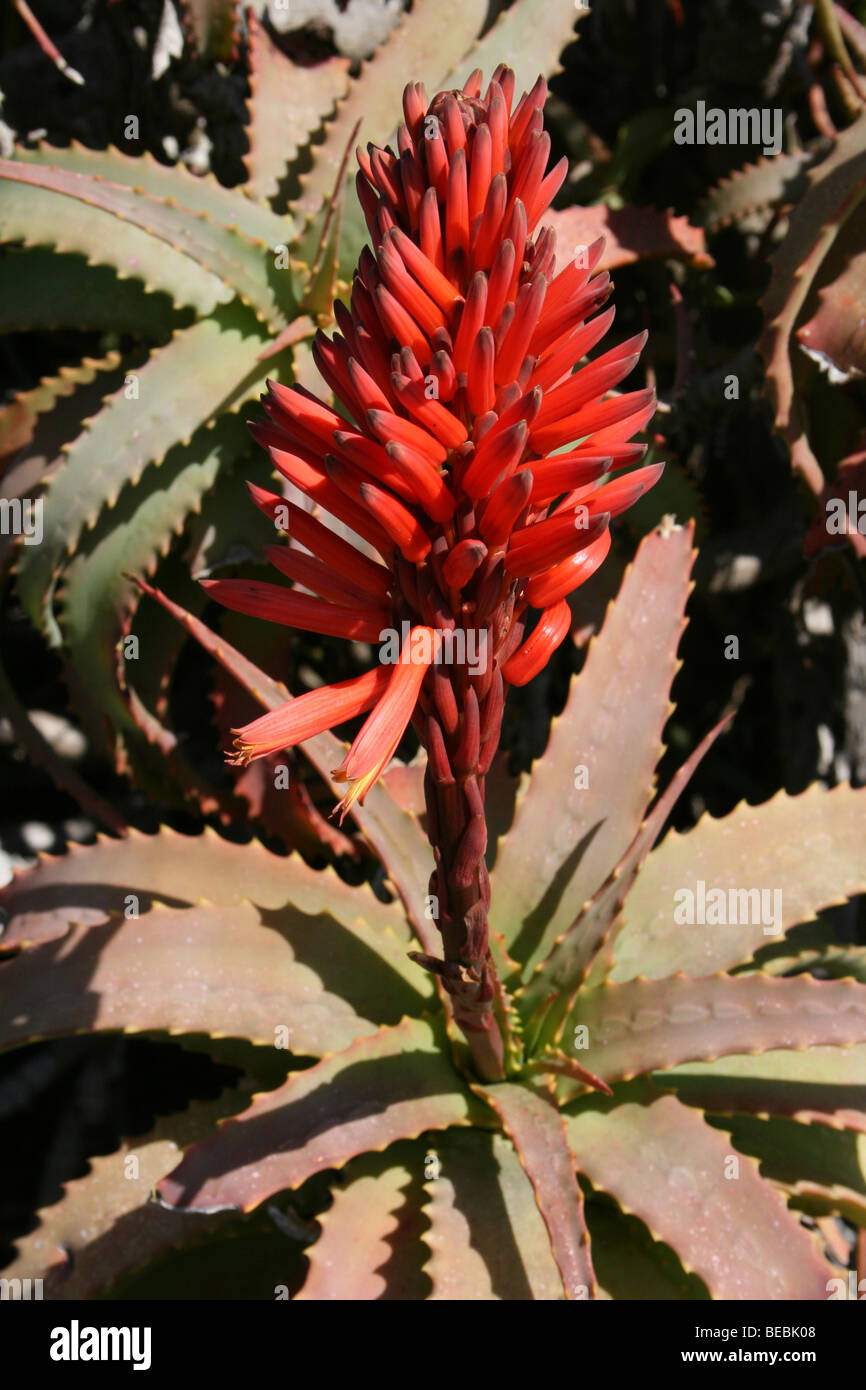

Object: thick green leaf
[563,973,866,1086]
[11,142,290,249]
[0,157,295,330]
[296,1146,428,1299]
[157,1016,484,1212]
[0,901,387,1056]
[439,0,584,97]
[563,1080,835,1299]
[584,1188,709,1300]
[757,113,866,496]
[4,1092,247,1298]
[0,179,228,316]
[701,150,815,231]
[656,1045,866,1133]
[474,1080,596,1300]
[611,783,866,982]
[716,1114,866,1225]
[59,417,249,750]
[519,715,731,1044]
[15,303,278,643]
[0,248,189,337]
[244,14,349,204]
[0,824,408,951]
[490,521,695,973]
[422,1128,562,1300]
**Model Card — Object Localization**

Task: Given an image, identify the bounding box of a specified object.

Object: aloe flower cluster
[203,65,662,1077]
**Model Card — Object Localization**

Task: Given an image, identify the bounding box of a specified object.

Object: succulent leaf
[0,823,407,953]
[657,1045,866,1133]
[4,1091,249,1298]
[563,1079,836,1300]
[562,973,866,1087]
[295,1146,428,1299]
[489,521,695,972]
[0,900,393,1056]
[422,1128,563,1300]
[15,305,280,644]
[156,1017,486,1213]
[244,13,350,205]
[611,783,866,982]
[474,1080,597,1300]
[0,157,298,331]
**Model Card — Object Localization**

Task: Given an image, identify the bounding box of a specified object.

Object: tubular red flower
[332,625,442,818]
[229,666,393,764]
[502,600,572,686]
[200,578,387,642]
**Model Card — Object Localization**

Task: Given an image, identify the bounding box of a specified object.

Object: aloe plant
[2,4,865,1304]
[3,518,866,1299]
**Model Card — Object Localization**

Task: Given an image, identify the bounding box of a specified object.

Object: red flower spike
[502,600,572,686]
[377,240,447,339]
[468,121,492,224]
[526,454,611,505]
[384,441,456,522]
[462,419,529,499]
[445,147,470,270]
[214,67,661,1081]
[390,374,469,450]
[266,544,380,607]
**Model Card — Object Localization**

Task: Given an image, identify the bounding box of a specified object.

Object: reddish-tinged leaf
[757,112,866,497]
[157,1018,483,1213]
[489,520,696,971]
[546,205,713,271]
[0,902,383,1057]
[519,714,733,1043]
[611,783,866,982]
[564,974,866,1086]
[423,1128,562,1300]
[244,14,349,204]
[474,1081,596,1300]
[4,1092,246,1298]
[0,825,407,953]
[658,1046,866,1133]
[797,224,866,382]
[296,1151,426,1300]
[563,1081,835,1300]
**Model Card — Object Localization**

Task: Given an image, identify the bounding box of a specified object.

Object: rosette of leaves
[3,520,866,1301]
